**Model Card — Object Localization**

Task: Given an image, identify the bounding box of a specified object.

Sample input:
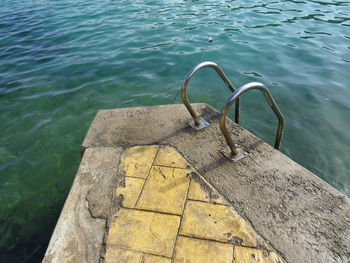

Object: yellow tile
[143,254,171,263]
[104,247,142,263]
[136,166,190,215]
[234,246,284,263]
[180,201,258,246]
[173,236,233,263]
[153,146,189,168]
[116,177,144,208]
[211,189,230,206]
[107,208,180,257]
[120,145,158,178]
[188,179,210,202]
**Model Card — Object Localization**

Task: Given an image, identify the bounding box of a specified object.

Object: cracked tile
[173,236,233,263]
[180,200,258,246]
[120,145,158,179]
[104,145,285,263]
[188,179,211,202]
[234,246,284,263]
[116,177,144,208]
[136,166,190,215]
[107,208,180,257]
[143,254,171,263]
[153,146,189,168]
[211,188,230,206]
[104,247,142,263]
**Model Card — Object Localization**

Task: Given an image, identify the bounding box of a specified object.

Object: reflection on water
[0,0,350,261]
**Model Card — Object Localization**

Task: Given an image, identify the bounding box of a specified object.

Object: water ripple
[1,0,350,261]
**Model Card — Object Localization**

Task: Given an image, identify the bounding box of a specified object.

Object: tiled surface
[104,145,285,263]
[116,177,144,208]
[211,188,230,205]
[234,246,284,263]
[107,209,180,257]
[104,247,143,263]
[180,201,258,246]
[173,236,233,263]
[187,179,211,202]
[153,146,188,168]
[119,145,158,178]
[136,166,190,215]
[143,255,172,263]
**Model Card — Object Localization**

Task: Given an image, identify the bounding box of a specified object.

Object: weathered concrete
[44,103,350,263]
[102,145,282,263]
[43,147,122,263]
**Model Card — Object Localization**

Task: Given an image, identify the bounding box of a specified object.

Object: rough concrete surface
[78,103,350,263]
[43,147,122,263]
[102,145,284,263]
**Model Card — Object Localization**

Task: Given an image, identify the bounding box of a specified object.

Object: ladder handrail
[220,82,284,157]
[181,61,240,127]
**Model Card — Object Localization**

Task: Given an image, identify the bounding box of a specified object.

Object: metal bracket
[221,145,248,162]
[187,117,210,131]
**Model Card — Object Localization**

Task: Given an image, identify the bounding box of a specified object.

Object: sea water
[1,0,349,261]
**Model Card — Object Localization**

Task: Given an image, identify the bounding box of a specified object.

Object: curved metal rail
[181,61,240,130]
[219,82,285,162]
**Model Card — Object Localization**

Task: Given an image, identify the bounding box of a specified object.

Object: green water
[1,0,350,261]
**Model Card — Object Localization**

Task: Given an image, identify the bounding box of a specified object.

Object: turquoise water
[1,0,349,261]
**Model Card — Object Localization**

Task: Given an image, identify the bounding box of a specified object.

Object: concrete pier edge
[43,103,350,263]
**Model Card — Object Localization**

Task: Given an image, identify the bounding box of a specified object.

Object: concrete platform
[43,103,350,263]
[104,145,284,262]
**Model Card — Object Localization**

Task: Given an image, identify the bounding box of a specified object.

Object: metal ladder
[181,61,285,162]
